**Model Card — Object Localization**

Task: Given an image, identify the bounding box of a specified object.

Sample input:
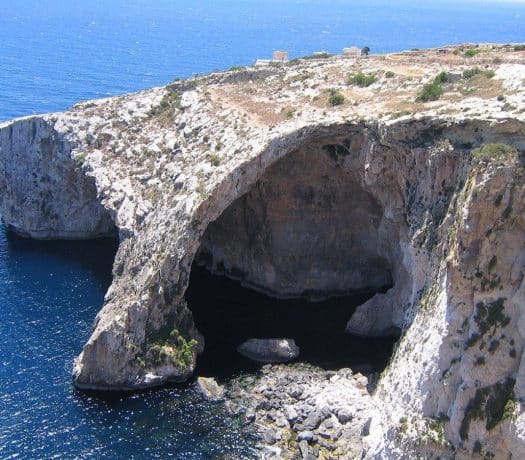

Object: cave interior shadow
[187,264,398,380]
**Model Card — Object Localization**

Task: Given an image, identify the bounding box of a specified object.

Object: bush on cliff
[327,89,345,106]
[347,72,376,87]
[463,67,495,80]
[471,143,520,165]
[464,48,481,58]
[416,81,443,102]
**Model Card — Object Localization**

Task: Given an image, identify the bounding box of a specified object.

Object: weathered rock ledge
[1,44,524,457]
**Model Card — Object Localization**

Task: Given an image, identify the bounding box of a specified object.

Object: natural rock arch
[74,120,452,390]
[3,110,525,457]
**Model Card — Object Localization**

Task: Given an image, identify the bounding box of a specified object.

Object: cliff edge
[1,44,524,458]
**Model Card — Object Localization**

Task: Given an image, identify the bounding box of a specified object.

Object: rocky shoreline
[224,363,379,459]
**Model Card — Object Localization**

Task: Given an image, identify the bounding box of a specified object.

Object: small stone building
[272,50,289,62]
[343,47,361,56]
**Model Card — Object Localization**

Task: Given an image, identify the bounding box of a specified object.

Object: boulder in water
[196,377,225,401]
[237,338,300,363]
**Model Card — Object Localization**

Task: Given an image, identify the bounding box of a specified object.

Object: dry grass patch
[458,73,504,99]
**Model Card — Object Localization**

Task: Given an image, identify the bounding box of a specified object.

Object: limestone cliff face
[0,45,524,457]
[0,116,114,239]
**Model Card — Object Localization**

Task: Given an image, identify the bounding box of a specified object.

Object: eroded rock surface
[0,44,524,457]
[226,364,379,459]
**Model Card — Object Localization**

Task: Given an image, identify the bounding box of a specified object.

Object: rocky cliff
[0,44,524,458]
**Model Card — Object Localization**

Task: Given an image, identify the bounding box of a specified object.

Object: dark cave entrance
[187,264,397,378]
[185,136,403,379]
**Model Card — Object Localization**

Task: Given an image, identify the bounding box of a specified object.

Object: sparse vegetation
[488,255,498,272]
[391,110,411,119]
[463,67,495,79]
[471,143,519,165]
[460,378,516,440]
[385,70,395,78]
[433,71,449,84]
[301,52,332,60]
[148,89,180,123]
[74,153,87,166]
[416,81,443,102]
[464,49,481,58]
[347,72,377,87]
[282,107,295,119]
[475,356,486,366]
[327,89,345,106]
[399,416,408,434]
[488,339,500,354]
[147,328,198,370]
[209,153,221,166]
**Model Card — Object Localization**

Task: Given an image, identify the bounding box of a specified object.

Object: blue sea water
[0,0,524,458]
[0,0,524,121]
[0,231,256,459]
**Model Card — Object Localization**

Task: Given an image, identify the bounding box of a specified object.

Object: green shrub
[209,153,221,166]
[513,44,525,51]
[471,143,519,164]
[416,81,443,102]
[460,378,516,440]
[463,67,483,79]
[433,71,449,84]
[464,49,481,58]
[463,67,495,79]
[385,70,395,78]
[391,110,411,119]
[347,72,377,87]
[74,153,87,166]
[284,108,295,119]
[147,329,198,369]
[302,52,332,60]
[327,89,345,106]
[148,89,180,120]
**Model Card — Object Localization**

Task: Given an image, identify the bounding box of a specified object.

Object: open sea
[0,0,524,458]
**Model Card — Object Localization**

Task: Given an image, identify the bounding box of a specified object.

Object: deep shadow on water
[0,228,257,459]
[188,265,398,379]
[0,228,397,459]
[4,230,118,285]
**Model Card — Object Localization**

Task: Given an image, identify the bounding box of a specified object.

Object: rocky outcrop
[0,45,524,457]
[196,376,225,401]
[227,363,376,459]
[237,338,300,363]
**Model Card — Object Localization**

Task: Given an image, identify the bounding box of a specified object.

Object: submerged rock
[237,338,300,363]
[196,377,225,401]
